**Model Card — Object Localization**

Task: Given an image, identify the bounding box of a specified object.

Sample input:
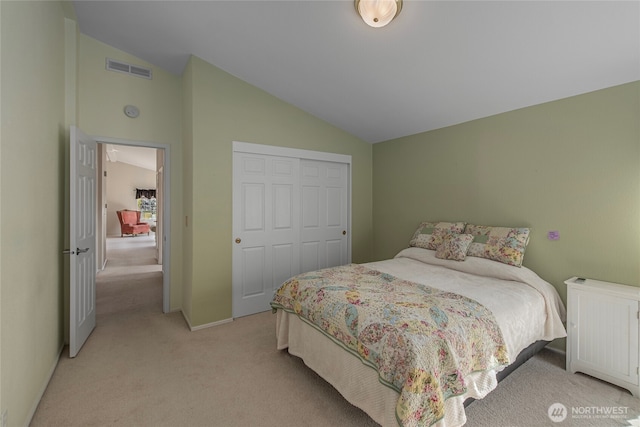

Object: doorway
[101,143,161,278]
[96,137,171,313]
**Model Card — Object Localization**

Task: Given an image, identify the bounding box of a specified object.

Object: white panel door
[232,153,300,317]
[300,160,348,272]
[69,126,97,357]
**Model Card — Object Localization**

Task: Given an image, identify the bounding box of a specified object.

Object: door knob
[77,248,90,254]
[342,230,346,235]
[235,238,241,244]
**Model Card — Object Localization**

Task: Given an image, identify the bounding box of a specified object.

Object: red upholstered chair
[116,210,151,237]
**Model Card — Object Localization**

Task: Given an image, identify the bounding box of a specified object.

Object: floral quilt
[271,264,509,426]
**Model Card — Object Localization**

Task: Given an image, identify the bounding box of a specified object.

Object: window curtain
[136,188,156,199]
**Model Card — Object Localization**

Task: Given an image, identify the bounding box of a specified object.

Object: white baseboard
[545,337,567,356]
[179,310,192,329]
[25,343,64,427]
[181,310,233,331]
[544,345,566,357]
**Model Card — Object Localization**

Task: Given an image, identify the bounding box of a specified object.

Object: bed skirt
[276,309,509,427]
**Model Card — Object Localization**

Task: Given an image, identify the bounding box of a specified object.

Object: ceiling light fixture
[355,0,402,28]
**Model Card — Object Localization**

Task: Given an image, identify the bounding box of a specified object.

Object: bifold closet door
[232,153,301,318]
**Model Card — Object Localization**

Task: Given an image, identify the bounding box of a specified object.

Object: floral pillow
[409,221,466,250]
[435,233,474,261]
[464,224,531,267]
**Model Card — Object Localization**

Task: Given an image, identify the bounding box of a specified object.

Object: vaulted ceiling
[74,1,640,143]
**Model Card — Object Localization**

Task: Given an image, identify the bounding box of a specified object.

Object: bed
[270,222,567,427]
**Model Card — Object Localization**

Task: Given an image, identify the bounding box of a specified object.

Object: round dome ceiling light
[355,0,402,28]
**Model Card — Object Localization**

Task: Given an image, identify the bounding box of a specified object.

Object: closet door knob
[235,238,241,244]
[342,230,346,235]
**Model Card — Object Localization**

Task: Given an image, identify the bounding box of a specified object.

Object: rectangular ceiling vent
[106,58,152,80]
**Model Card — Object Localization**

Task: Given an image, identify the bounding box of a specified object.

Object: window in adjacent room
[136,188,156,221]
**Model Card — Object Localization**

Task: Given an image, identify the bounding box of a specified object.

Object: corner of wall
[180,56,194,321]
[0,0,4,420]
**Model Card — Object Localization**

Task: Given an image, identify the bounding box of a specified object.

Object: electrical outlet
[2,409,8,427]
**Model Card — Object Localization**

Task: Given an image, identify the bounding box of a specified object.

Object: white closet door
[232,153,300,318]
[300,160,348,272]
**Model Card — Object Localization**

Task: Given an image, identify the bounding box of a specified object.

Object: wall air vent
[106,58,152,80]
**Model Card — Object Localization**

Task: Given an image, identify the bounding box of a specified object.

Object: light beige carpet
[100,234,162,277]
[465,349,639,426]
[30,238,639,426]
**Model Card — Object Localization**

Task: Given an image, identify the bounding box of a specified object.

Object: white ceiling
[74,1,640,144]
[106,144,157,171]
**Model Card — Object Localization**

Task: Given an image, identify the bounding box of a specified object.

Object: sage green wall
[373,82,640,309]
[0,1,3,420]
[183,56,373,326]
[181,59,194,323]
[0,2,67,425]
[77,34,184,310]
